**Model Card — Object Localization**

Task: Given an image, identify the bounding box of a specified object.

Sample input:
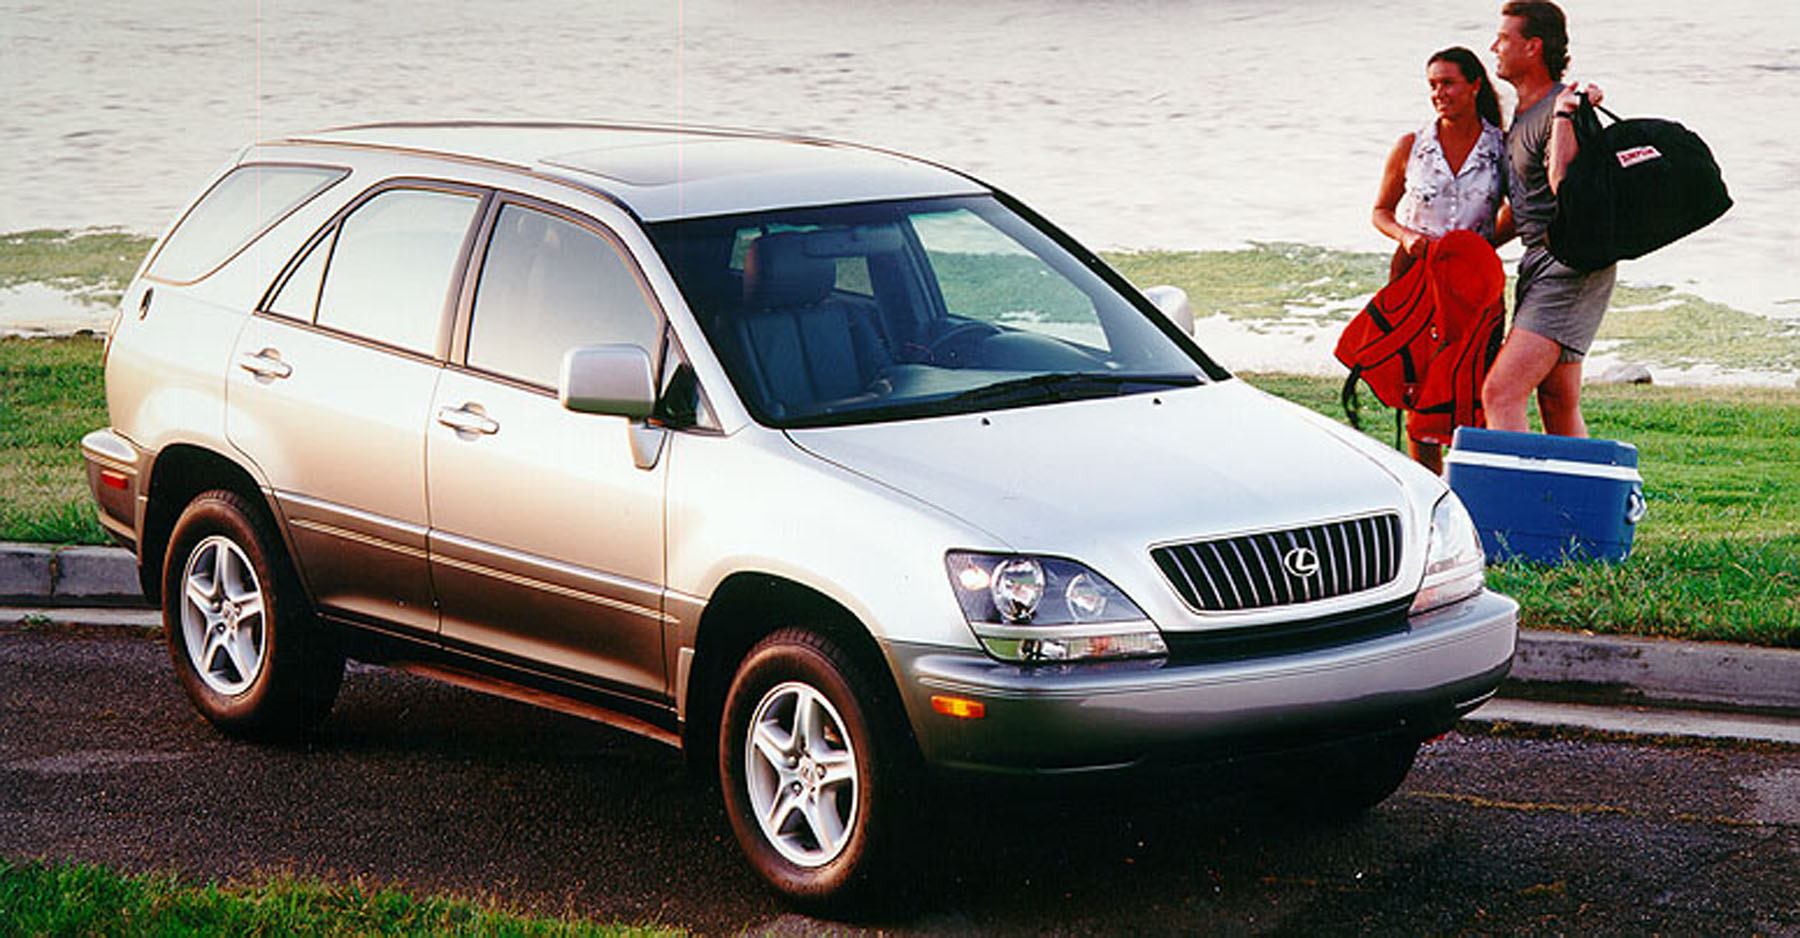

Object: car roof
[285,121,990,221]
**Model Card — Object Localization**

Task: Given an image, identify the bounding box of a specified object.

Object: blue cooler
[1444,427,1646,564]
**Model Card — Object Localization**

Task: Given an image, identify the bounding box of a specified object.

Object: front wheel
[163,489,343,740]
[719,628,909,906]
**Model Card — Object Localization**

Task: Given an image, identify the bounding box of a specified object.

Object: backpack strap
[1341,368,1364,430]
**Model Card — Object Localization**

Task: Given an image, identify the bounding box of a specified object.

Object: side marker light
[931,695,986,719]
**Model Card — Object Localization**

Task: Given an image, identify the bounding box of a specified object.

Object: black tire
[162,489,343,740]
[1266,735,1421,820]
[718,628,909,907]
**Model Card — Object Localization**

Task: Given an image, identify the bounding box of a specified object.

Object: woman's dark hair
[1430,46,1503,128]
[1502,0,1570,81]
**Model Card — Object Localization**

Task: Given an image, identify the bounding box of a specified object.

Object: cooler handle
[1625,485,1648,525]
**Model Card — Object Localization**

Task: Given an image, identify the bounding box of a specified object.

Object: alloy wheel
[743,680,860,867]
[179,534,268,695]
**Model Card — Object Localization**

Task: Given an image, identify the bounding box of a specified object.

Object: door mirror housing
[1142,285,1195,337]
[560,345,657,419]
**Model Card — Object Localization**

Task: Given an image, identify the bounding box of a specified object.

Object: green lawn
[6,335,1796,647]
[1246,372,1800,648]
[0,859,681,937]
[0,335,109,544]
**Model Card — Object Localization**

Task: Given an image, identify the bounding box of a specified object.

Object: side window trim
[143,162,350,287]
[449,191,669,393]
[255,177,492,364]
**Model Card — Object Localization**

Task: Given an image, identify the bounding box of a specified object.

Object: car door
[426,197,670,698]
[228,182,485,636]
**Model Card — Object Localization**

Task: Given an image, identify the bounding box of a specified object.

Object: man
[1483,0,1614,437]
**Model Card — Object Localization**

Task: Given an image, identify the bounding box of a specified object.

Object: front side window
[465,203,662,387]
[147,163,346,283]
[648,195,1222,428]
[313,188,482,355]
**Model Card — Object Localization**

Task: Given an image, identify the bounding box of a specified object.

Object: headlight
[946,552,1167,662]
[1411,494,1487,614]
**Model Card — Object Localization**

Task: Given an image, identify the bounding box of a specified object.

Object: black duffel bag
[1547,98,1732,272]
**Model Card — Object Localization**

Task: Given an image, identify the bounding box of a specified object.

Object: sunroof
[545,137,854,187]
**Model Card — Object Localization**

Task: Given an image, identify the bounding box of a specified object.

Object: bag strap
[1569,93,1622,142]
[1339,369,1407,451]
[1341,369,1364,430]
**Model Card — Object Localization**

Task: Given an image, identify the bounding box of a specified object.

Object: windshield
[647,195,1226,428]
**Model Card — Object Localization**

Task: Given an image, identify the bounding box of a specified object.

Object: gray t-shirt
[1505,82,1566,247]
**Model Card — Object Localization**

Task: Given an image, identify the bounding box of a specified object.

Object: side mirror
[1142,285,1195,337]
[560,345,656,419]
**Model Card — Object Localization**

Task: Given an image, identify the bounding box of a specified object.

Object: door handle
[237,349,292,379]
[436,404,499,436]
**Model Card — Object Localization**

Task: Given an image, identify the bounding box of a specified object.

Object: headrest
[743,232,836,309]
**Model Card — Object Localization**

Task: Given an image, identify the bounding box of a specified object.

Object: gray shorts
[1513,246,1616,361]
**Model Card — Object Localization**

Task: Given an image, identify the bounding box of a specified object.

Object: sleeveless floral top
[1397,119,1507,240]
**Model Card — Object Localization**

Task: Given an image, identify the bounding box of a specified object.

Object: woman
[1369,46,1507,471]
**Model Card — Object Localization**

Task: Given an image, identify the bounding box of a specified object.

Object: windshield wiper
[945,372,1200,407]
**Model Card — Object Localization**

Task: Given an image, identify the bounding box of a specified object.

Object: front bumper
[892,589,1518,775]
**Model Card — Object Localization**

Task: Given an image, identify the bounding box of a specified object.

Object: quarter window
[314,188,482,356]
[147,164,346,283]
[466,203,661,387]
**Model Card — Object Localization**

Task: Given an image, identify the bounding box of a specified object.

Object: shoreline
[5,232,1795,390]
[1192,313,1800,390]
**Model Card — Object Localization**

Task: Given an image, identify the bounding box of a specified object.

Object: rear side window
[465,203,661,387]
[146,164,345,283]
[313,188,482,355]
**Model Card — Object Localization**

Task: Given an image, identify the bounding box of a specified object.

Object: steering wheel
[923,321,1000,362]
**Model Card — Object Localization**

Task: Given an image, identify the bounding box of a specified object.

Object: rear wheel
[719,628,908,906]
[163,489,343,740]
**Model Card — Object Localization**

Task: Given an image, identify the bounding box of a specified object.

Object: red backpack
[1334,230,1506,445]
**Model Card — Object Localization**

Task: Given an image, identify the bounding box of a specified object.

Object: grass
[0,229,155,309]
[4,335,1795,646]
[0,335,109,545]
[1102,245,1800,374]
[0,859,682,936]
[1246,372,1800,648]
[1596,283,1800,373]
[1105,243,1389,323]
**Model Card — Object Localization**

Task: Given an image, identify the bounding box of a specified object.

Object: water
[3,0,1797,325]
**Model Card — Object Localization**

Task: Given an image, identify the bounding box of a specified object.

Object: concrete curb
[3,542,1797,719]
[1504,628,1800,717]
[0,541,146,606]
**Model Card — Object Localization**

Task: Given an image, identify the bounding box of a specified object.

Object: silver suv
[84,121,1517,904]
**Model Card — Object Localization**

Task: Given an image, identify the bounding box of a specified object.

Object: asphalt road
[4,621,1797,936]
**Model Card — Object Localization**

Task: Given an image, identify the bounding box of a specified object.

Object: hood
[785,379,1411,556]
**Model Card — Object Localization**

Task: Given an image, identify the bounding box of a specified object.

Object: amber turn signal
[930,695,986,719]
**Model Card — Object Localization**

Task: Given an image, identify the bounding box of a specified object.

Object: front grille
[1152,513,1403,612]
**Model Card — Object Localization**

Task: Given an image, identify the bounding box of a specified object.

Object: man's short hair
[1502,0,1570,81]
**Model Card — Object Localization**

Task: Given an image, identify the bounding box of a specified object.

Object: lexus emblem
[1283,546,1321,578]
